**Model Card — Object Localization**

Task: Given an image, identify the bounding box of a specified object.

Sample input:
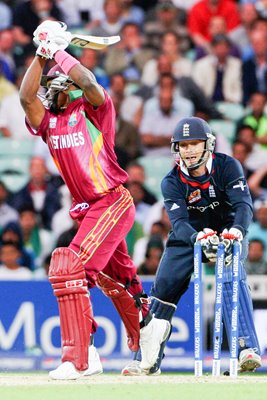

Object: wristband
[54,50,80,75]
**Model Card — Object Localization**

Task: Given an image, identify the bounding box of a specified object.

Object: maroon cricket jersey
[26,90,128,203]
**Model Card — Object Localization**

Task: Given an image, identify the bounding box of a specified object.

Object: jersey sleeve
[223,157,253,236]
[161,174,197,245]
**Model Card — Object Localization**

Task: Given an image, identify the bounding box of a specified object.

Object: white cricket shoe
[83,344,103,376]
[49,361,82,380]
[49,345,103,380]
[121,360,161,376]
[239,348,262,372]
[139,317,170,371]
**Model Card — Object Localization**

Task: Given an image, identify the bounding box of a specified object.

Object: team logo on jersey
[68,113,78,127]
[183,123,190,136]
[49,117,57,129]
[188,189,201,204]
[209,184,216,197]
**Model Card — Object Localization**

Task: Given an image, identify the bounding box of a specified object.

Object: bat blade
[70,34,120,49]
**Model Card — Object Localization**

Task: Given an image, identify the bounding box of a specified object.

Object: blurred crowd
[1,0,267,279]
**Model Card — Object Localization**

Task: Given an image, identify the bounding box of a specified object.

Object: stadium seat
[209,119,236,145]
[215,102,245,122]
[0,138,34,157]
[137,156,175,199]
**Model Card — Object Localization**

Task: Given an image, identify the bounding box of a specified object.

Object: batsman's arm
[67,61,105,107]
[19,56,46,130]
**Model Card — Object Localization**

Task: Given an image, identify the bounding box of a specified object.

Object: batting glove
[33,20,68,46]
[196,228,219,263]
[221,228,243,267]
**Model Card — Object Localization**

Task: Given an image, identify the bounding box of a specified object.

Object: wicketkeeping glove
[220,228,243,267]
[196,228,219,263]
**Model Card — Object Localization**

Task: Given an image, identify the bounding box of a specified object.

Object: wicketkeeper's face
[179,140,206,169]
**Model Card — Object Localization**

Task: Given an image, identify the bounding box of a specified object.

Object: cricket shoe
[83,344,103,376]
[239,348,262,372]
[121,360,161,376]
[139,317,170,372]
[49,345,103,380]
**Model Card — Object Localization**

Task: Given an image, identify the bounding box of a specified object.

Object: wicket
[193,240,240,377]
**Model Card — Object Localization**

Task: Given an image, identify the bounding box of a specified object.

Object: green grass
[0,373,267,400]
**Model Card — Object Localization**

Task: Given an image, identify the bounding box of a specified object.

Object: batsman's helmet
[40,65,76,113]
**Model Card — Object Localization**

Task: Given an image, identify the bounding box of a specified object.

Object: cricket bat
[70,34,120,50]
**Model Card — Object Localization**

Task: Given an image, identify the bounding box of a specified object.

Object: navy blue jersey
[161,153,253,246]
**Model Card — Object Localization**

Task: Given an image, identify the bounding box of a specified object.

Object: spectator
[0,241,32,280]
[236,92,267,150]
[90,0,125,37]
[125,162,158,205]
[235,124,267,172]
[0,28,16,83]
[195,16,241,59]
[133,206,171,267]
[138,59,222,119]
[141,30,192,88]
[0,1,12,31]
[0,67,33,139]
[121,0,145,27]
[143,1,191,53]
[104,22,155,82]
[10,156,61,230]
[0,181,18,232]
[242,29,267,105]
[139,80,193,156]
[248,199,267,259]
[232,140,253,180]
[12,0,63,51]
[187,0,241,52]
[247,166,267,201]
[57,0,105,30]
[125,181,152,227]
[1,221,35,271]
[245,238,267,274]
[229,3,259,59]
[138,234,164,275]
[78,48,110,89]
[18,205,54,269]
[51,184,73,241]
[56,220,79,248]
[109,73,143,128]
[192,33,242,103]
[110,92,142,168]
[0,64,16,102]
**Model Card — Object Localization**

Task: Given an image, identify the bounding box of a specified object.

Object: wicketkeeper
[122,116,262,376]
[19,20,170,380]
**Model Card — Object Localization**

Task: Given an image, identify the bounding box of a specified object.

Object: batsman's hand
[221,228,243,267]
[34,20,71,59]
[196,228,219,263]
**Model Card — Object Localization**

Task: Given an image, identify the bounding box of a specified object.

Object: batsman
[19,20,170,380]
[122,117,262,376]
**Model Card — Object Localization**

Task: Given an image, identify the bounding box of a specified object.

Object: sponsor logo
[187,201,220,213]
[188,189,201,204]
[170,203,180,210]
[49,117,57,129]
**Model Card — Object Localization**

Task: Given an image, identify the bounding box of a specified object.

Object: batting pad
[223,274,260,354]
[49,247,93,371]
